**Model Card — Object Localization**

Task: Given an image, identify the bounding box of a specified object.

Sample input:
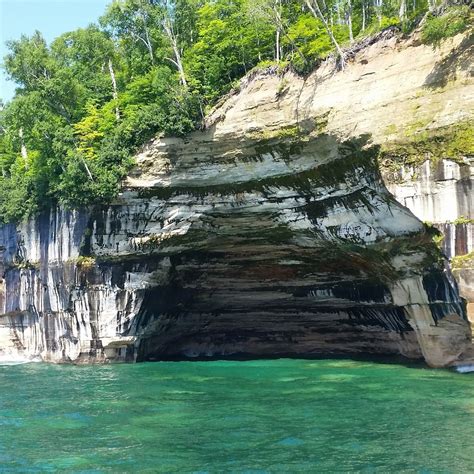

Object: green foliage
[3,32,52,91]
[0,0,461,223]
[285,14,348,73]
[51,27,119,104]
[423,223,440,247]
[421,7,471,47]
[451,251,474,270]
[452,216,474,225]
[358,16,400,38]
[184,0,275,103]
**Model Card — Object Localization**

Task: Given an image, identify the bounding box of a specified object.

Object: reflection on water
[0,359,473,472]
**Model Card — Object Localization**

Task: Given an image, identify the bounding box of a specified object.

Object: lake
[1,359,473,472]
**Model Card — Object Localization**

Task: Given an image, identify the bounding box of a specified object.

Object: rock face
[0,30,472,366]
[386,158,474,327]
[378,31,473,332]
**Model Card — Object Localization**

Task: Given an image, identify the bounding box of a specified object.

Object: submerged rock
[0,30,472,366]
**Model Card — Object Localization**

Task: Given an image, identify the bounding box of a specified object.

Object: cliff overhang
[0,29,473,367]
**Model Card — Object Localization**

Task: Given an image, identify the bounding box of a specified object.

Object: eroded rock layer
[386,158,474,323]
[0,30,472,366]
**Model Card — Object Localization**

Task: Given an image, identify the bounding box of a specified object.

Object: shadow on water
[129,352,431,369]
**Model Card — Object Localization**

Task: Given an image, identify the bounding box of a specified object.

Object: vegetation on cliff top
[0,1,470,223]
[421,5,471,45]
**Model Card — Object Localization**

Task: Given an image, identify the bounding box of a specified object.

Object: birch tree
[158,0,188,86]
[51,27,122,120]
[101,0,156,66]
[374,0,383,26]
[399,0,407,21]
[103,1,188,86]
[302,0,346,67]
[245,0,283,62]
[346,0,354,43]
[108,59,120,120]
[245,0,306,65]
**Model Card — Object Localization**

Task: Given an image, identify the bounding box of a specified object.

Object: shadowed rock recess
[0,30,472,366]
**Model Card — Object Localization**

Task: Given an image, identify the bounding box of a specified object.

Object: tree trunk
[348,14,354,43]
[163,19,187,87]
[274,0,282,62]
[108,58,120,121]
[276,28,281,62]
[347,0,354,43]
[139,9,155,65]
[399,0,407,21]
[375,0,383,26]
[275,5,306,65]
[19,128,28,163]
[238,15,247,72]
[81,157,94,181]
[171,39,187,87]
[362,1,366,31]
[257,30,262,62]
[303,0,346,68]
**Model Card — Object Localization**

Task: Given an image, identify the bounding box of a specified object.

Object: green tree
[51,26,122,116]
[185,0,275,103]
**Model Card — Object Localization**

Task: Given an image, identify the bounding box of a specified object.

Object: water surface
[1,359,473,472]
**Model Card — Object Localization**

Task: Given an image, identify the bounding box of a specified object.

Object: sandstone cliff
[0,29,472,367]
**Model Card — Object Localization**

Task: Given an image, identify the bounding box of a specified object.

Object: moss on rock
[380,120,473,173]
[452,252,474,270]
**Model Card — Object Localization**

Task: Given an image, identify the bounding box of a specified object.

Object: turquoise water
[0,359,473,473]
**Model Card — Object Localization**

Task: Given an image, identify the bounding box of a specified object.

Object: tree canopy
[0,0,467,223]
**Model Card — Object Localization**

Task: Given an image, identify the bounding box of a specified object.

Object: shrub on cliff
[421,6,472,46]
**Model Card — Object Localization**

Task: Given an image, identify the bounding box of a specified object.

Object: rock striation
[0,29,472,366]
[386,158,474,327]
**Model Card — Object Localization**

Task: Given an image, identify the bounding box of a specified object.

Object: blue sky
[1,0,110,102]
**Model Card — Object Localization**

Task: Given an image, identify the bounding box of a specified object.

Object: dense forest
[0,0,470,223]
